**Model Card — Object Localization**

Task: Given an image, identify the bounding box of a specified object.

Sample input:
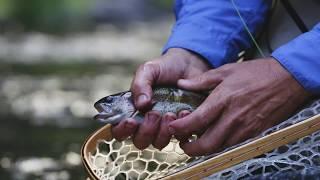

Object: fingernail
[168,126,175,134]
[147,112,160,123]
[178,79,188,85]
[164,114,175,122]
[137,94,148,106]
[180,111,190,118]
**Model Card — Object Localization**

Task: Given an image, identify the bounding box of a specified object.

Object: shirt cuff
[162,22,236,68]
[272,23,320,95]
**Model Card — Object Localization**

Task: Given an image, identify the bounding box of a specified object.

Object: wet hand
[168,58,311,156]
[112,48,210,149]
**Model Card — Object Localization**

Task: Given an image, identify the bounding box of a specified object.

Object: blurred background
[0,0,319,179]
[0,0,174,179]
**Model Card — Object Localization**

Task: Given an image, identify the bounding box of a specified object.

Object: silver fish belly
[94,87,207,125]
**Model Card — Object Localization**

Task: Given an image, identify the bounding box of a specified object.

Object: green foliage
[0,0,12,18]
[151,0,174,10]
[0,0,172,32]
[3,0,91,32]
[11,0,64,30]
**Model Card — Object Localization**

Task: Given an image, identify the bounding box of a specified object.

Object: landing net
[87,99,320,179]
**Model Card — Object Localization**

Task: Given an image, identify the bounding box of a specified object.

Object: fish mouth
[94,102,113,113]
[94,112,125,125]
[94,111,116,119]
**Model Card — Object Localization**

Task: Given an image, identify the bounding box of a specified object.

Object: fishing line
[230,0,266,58]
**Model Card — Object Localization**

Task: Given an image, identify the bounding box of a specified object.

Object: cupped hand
[168,58,311,156]
[112,48,211,149]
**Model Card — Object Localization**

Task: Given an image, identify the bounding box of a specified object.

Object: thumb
[177,70,222,91]
[131,62,160,110]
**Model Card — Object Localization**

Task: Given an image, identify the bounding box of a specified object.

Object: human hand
[168,58,311,156]
[112,48,211,149]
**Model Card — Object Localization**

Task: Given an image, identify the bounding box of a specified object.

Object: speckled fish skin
[94,87,207,125]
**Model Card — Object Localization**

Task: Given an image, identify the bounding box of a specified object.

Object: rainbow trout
[94,87,207,125]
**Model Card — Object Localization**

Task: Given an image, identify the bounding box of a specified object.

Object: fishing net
[208,98,320,179]
[87,138,196,179]
[87,99,320,179]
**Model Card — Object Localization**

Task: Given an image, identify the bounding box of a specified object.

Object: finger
[131,62,160,110]
[133,111,161,150]
[180,117,232,156]
[223,116,264,148]
[112,118,138,141]
[177,70,223,91]
[153,113,176,150]
[169,91,225,136]
[175,110,191,142]
[223,129,249,149]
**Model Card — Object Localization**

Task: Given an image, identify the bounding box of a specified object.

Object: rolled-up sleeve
[163,0,271,68]
[272,23,320,95]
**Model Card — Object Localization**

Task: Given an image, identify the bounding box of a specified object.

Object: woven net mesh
[89,138,196,179]
[88,99,320,179]
[208,98,320,179]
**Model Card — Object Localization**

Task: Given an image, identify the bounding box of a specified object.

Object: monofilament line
[230,0,266,58]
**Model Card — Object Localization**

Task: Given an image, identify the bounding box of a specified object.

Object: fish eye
[105,96,114,103]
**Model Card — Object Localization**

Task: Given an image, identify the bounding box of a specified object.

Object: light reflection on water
[0,72,135,179]
[1,74,132,127]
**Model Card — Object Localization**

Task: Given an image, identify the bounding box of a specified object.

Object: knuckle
[195,109,208,125]
[140,61,159,72]
[137,63,147,72]
[197,75,208,85]
[219,64,234,76]
[220,63,233,71]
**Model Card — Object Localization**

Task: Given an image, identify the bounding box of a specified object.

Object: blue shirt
[163,0,320,95]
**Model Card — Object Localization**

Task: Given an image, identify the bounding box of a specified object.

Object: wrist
[165,48,196,60]
[268,57,312,99]
[165,48,211,69]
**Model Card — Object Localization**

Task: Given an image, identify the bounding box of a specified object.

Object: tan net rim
[82,124,113,180]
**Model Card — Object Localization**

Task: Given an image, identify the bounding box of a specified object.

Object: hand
[112,48,211,149]
[168,58,311,156]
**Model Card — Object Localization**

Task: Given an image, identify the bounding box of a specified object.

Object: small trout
[94,87,207,125]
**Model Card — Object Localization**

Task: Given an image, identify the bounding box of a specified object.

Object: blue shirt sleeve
[163,0,271,68]
[272,23,320,95]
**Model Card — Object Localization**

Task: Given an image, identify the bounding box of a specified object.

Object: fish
[94,87,207,125]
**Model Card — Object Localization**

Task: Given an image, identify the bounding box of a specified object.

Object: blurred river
[0,18,173,179]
